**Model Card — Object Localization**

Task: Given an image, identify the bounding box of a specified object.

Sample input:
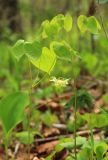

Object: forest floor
[0,75,107,160]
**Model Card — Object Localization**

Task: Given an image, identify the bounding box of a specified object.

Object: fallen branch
[35,129,101,143]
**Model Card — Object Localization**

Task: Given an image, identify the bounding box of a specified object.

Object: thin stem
[27,59,55,159]
[4,136,8,160]
[90,127,94,160]
[5,143,8,160]
[27,56,56,158]
[99,14,108,40]
[74,79,77,160]
[97,1,108,40]
[32,72,48,87]
[27,60,33,160]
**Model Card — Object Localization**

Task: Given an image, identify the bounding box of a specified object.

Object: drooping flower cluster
[50,77,69,88]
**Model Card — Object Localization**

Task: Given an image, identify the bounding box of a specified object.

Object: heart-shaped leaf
[12,40,25,61]
[50,41,75,61]
[24,40,42,60]
[30,47,56,74]
[77,15,101,34]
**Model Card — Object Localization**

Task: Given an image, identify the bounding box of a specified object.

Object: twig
[52,123,67,130]
[74,79,77,160]
[35,129,101,143]
[14,142,20,157]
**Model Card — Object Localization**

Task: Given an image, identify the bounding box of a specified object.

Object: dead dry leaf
[43,127,60,137]
[36,141,59,154]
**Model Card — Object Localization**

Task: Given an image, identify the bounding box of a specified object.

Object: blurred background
[0,0,108,96]
[0,0,107,40]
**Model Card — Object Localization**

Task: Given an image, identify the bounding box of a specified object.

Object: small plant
[65,89,94,110]
[0,91,29,159]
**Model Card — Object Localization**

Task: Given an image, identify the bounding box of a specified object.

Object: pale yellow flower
[50,77,69,87]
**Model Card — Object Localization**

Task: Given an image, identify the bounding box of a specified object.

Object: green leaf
[42,20,50,35]
[0,92,29,135]
[30,47,56,74]
[50,19,60,34]
[77,15,101,34]
[41,111,58,127]
[53,14,65,28]
[64,13,73,32]
[94,142,108,160]
[41,20,49,39]
[77,147,92,160]
[50,41,75,61]
[65,89,93,110]
[67,113,85,132]
[16,131,34,144]
[85,16,101,34]
[77,15,87,33]
[82,53,98,71]
[83,113,108,128]
[55,136,86,152]
[12,40,25,61]
[24,40,42,60]
[41,15,65,39]
[43,20,59,38]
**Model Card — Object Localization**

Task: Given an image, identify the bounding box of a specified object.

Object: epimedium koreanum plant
[12,13,74,76]
[12,13,101,83]
[10,13,74,159]
[8,13,101,159]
